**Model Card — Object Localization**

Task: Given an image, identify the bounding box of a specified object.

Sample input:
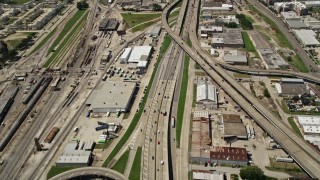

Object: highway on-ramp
[162,0,320,178]
[49,167,127,180]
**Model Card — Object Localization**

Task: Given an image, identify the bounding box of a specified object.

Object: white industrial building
[56,142,93,166]
[120,47,132,64]
[199,26,223,37]
[223,50,247,65]
[297,116,320,135]
[296,116,320,149]
[127,46,152,73]
[293,29,320,47]
[196,77,218,108]
[192,170,224,180]
[280,11,301,20]
[86,81,136,113]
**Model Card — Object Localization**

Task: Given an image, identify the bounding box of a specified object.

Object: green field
[290,55,309,73]
[288,117,303,138]
[102,35,172,167]
[121,13,161,28]
[30,28,57,55]
[242,32,255,52]
[129,147,142,180]
[47,166,78,179]
[43,10,88,67]
[112,150,130,173]
[47,10,87,54]
[12,0,32,4]
[176,54,190,147]
[233,73,252,78]
[131,20,159,32]
[169,9,180,19]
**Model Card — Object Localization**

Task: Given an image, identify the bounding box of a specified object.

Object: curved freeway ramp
[49,167,128,180]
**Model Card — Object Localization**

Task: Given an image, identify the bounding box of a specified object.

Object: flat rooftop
[221,114,242,123]
[86,81,136,111]
[293,29,320,46]
[224,123,247,138]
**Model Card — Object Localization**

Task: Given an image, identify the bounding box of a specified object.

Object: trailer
[171,117,175,128]
[246,125,251,139]
[102,74,108,81]
[276,157,294,163]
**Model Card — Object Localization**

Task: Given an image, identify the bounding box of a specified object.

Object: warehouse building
[192,170,224,180]
[191,116,212,163]
[56,142,93,166]
[281,78,307,96]
[120,47,132,64]
[275,78,307,96]
[293,29,320,47]
[211,28,244,48]
[285,20,308,29]
[127,46,152,73]
[296,116,320,135]
[86,81,136,113]
[281,11,301,21]
[258,49,289,69]
[196,77,218,108]
[146,26,161,37]
[223,50,247,65]
[99,18,119,31]
[210,146,248,166]
[220,114,247,140]
[304,17,320,32]
[296,115,320,149]
[199,26,223,37]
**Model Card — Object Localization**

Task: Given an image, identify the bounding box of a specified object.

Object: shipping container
[44,127,60,143]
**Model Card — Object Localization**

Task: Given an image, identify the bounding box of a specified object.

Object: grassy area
[233,73,252,78]
[231,174,239,180]
[103,36,172,167]
[176,54,190,147]
[189,171,193,180]
[131,20,159,32]
[169,9,180,19]
[290,55,309,73]
[267,157,303,173]
[192,84,196,107]
[30,28,57,55]
[94,139,113,149]
[112,150,130,174]
[47,10,87,54]
[12,0,32,4]
[47,166,78,179]
[288,117,303,138]
[121,13,161,28]
[242,32,255,52]
[129,147,142,180]
[43,11,88,67]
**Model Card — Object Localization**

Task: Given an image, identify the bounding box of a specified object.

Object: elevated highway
[49,167,127,180]
[162,0,320,178]
[160,4,320,85]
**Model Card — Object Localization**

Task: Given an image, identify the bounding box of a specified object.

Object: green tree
[153,4,162,11]
[224,22,238,28]
[240,166,265,180]
[77,0,89,10]
[292,95,300,102]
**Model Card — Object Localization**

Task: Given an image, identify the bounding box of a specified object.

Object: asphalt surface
[162,0,320,178]
[49,167,127,180]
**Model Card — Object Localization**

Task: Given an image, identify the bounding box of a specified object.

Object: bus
[171,117,175,128]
